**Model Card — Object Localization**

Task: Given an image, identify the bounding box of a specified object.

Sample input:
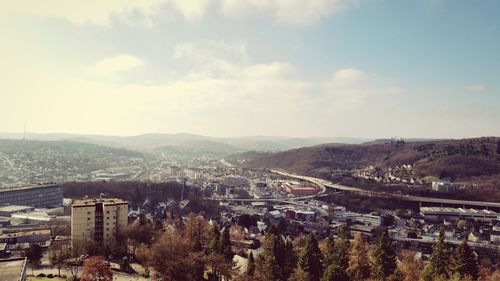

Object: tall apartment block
[71,198,128,254]
[0,184,63,208]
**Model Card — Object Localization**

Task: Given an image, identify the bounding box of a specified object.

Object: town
[0,154,499,280]
[2,0,500,280]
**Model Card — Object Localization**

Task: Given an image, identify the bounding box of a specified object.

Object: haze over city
[2,2,500,281]
[1,0,499,138]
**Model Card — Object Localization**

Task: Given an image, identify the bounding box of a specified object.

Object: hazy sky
[1,0,499,138]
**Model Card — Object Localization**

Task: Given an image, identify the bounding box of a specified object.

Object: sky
[0,0,499,138]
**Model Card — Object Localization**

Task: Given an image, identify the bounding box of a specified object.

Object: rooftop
[0,258,27,281]
[72,198,128,207]
[0,229,51,239]
[0,184,60,193]
[0,205,34,213]
[421,207,498,216]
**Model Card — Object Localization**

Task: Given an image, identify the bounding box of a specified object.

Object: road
[213,197,324,211]
[0,151,16,171]
[271,170,500,209]
[220,159,236,168]
[392,235,500,251]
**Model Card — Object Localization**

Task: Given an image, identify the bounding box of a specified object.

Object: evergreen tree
[398,250,422,281]
[428,229,450,279]
[259,255,280,281]
[220,226,234,261]
[370,230,397,280]
[256,225,284,281]
[321,263,345,281]
[347,233,370,281]
[192,235,203,252]
[451,239,478,280]
[322,235,336,267]
[283,238,296,280]
[298,233,323,281]
[247,252,255,278]
[321,225,350,281]
[207,222,221,254]
[419,263,434,281]
[289,267,312,281]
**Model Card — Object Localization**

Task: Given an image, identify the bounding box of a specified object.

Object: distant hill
[0,139,143,158]
[0,139,145,185]
[153,140,242,156]
[361,138,445,145]
[229,137,500,187]
[0,132,371,152]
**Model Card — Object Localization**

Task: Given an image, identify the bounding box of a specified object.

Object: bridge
[271,170,500,210]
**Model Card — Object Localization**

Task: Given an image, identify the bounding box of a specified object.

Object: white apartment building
[71,198,128,254]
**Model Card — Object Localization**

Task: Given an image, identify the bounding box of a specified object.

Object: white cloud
[332,68,367,83]
[324,68,405,108]
[0,1,161,26]
[219,0,355,25]
[0,0,209,26]
[85,54,144,78]
[0,0,355,26]
[170,0,212,21]
[174,40,248,64]
[467,84,486,93]
[0,34,406,137]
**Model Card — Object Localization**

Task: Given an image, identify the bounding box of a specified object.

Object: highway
[213,197,322,210]
[271,170,500,209]
[392,235,500,251]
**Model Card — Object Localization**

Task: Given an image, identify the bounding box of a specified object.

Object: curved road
[272,170,500,209]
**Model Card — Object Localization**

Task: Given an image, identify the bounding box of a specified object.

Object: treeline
[63,181,187,203]
[129,216,499,281]
[63,181,221,216]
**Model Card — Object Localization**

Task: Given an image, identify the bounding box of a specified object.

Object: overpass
[271,170,500,210]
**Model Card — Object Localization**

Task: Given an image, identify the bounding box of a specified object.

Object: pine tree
[347,233,370,281]
[370,230,397,280]
[247,252,255,278]
[220,226,234,261]
[207,222,221,254]
[261,256,280,281]
[289,267,312,281]
[256,225,284,281]
[428,229,450,279]
[322,235,336,267]
[451,239,478,280]
[321,225,350,281]
[298,233,323,281]
[398,250,422,281]
[283,238,296,280]
[321,263,345,281]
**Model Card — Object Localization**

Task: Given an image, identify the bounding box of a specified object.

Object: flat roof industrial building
[421,207,498,222]
[0,257,27,281]
[0,184,62,208]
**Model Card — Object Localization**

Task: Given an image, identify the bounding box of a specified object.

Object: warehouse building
[0,184,62,208]
[420,207,498,223]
